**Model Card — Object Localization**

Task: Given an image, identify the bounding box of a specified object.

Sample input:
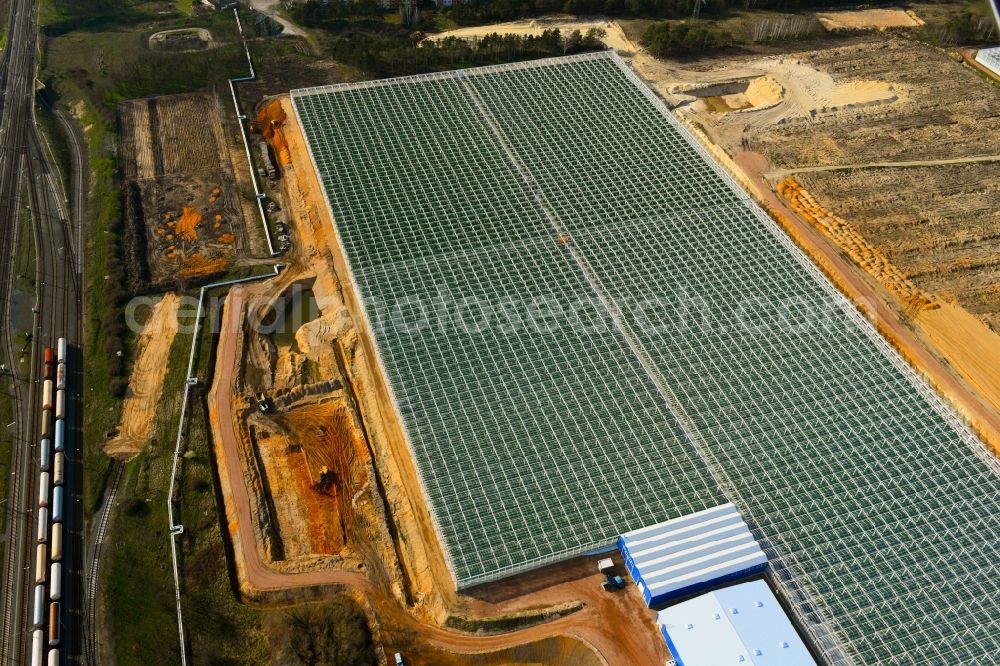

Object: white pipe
[167,264,280,666]
[229,8,275,256]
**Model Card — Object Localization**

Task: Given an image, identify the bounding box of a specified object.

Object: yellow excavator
[316,466,336,495]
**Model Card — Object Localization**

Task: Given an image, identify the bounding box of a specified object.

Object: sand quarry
[427,16,636,53]
[815,8,924,31]
[105,293,180,459]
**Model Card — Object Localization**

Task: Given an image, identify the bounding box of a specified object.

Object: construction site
[109,8,1000,665]
[117,92,255,290]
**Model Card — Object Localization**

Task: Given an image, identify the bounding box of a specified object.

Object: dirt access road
[767,153,1000,178]
[245,0,304,36]
[210,287,669,665]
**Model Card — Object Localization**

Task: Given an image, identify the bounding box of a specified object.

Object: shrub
[267,598,376,666]
[109,377,128,398]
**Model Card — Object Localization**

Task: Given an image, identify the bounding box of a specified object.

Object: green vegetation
[299,357,321,385]
[643,18,732,53]
[288,3,607,77]
[104,320,268,664]
[266,598,377,666]
[917,2,997,44]
[641,11,821,54]
[442,0,904,24]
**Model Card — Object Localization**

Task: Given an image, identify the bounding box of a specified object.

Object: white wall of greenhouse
[975,46,1000,76]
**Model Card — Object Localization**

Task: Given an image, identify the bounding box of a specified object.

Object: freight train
[31,338,68,666]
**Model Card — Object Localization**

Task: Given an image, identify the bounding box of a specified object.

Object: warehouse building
[656,580,816,666]
[618,503,767,607]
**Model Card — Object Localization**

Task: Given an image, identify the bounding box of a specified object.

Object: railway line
[84,462,120,666]
[0,0,84,662]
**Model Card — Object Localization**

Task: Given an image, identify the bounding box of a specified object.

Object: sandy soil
[210,288,670,665]
[429,16,636,54]
[747,57,900,115]
[104,293,180,459]
[815,8,923,31]
[650,52,899,121]
[278,96,456,617]
[742,41,1000,167]
[917,303,1000,440]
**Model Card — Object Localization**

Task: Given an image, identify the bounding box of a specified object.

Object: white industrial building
[618,503,767,607]
[656,580,817,666]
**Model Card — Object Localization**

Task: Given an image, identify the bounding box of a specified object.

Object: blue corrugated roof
[656,580,816,666]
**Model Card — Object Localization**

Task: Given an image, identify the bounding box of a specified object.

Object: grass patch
[104,317,269,664]
[65,93,123,515]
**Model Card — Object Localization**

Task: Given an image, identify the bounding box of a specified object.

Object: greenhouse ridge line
[458,53,851,664]
[291,52,1000,664]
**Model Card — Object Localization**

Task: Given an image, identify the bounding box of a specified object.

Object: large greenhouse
[975,46,1000,77]
[291,52,1000,665]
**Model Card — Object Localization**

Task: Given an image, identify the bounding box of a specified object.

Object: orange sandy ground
[276,401,371,554]
[257,99,292,167]
[175,206,203,241]
[289,442,346,554]
[104,293,181,458]
[778,177,937,312]
[178,252,229,279]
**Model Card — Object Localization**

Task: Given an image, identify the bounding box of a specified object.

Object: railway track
[0,149,29,665]
[25,101,83,666]
[0,0,42,657]
[0,0,83,661]
[84,462,120,666]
